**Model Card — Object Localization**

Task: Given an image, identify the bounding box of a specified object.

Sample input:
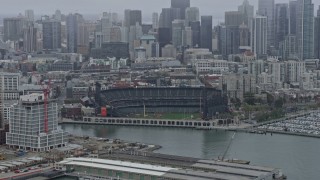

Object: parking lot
[258,112,320,135]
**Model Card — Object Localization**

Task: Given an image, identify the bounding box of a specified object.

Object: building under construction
[6,93,68,152]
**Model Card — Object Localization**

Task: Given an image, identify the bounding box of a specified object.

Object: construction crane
[32,72,51,134]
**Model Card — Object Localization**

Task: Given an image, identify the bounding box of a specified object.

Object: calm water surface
[61,124,320,180]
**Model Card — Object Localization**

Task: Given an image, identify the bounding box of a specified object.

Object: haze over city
[1,0,319,24]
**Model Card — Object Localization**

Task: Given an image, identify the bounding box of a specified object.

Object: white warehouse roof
[59,157,176,176]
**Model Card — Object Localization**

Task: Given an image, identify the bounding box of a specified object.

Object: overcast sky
[1,0,319,24]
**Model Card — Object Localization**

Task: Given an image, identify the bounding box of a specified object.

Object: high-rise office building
[172,19,185,48]
[159,8,181,40]
[225,26,240,57]
[129,10,142,26]
[67,13,84,53]
[151,42,160,57]
[6,94,68,152]
[101,15,112,42]
[190,21,200,47]
[171,0,190,20]
[54,10,62,21]
[239,23,250,47]
[141,24,152,34]
[258,0,275,49]
[200,16,212,51]
[289,1,297,35]
[238,0,254,30]
[123,9,131,28]
[3,17,25,42]
[215,25,227,56]
[183,26,193,47]
[42,20,61,50]
[77,22,90,55]
[185,7,199,26]
[23,22,37,53]
[159,8,181,29]
[314,6,320,59]
[129,22,143,55]
[111,13,119,24]
[225,11,245,27]
[275,3,289,49]
[296,0,314,60]
[279,35,297,60]
[152,12,159,29]
[25,10,34,22]
[251,16,268,57]
[110,26,122,43]
[158,27,171,50]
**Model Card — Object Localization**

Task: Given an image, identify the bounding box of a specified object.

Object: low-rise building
[221,73,256,101]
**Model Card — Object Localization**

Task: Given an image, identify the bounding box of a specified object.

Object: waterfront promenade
[59,109,320,138]
[60,117,252,130]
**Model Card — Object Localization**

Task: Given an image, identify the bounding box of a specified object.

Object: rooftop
[59,158,176,176]
[140,35,156,41]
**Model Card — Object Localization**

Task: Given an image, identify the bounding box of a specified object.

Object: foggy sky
[1,0,319,23]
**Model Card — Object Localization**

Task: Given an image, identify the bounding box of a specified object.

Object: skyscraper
[183,26,193,47]
[67,13,84,53]
[239,23,250,47]
[54,10,62,21]
[3,17,25,42]
[296,0,314,60]
[185,7,199,26]
[215,25,227,56]
[42,20,61,50]
[77,22,90,55]
[258,0,275,50]
[190,21,200,47]
[238,0,254,30]
[159,8,181,39]
[251,16,268,57]
[129,10,142,26]
[200,16,212,51]
[158,27,171,50]
[225,26,240,57]
[171,0,190,20]
[289,1,297,35]
[279,35,297,60]
[152,12,159,29]
[172,19,185,48]
[275,3,289,49]
[225,11,245,27]
[101,15,112,42]
[25,10,34,22]
[23,22,37,53]
[314,6,320,59]
[123,9,131,28]
[159,8,181,29]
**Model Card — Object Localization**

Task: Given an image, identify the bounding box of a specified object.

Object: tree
[275,98,284,108]
[244,93,256,105]
[267,93,274,106]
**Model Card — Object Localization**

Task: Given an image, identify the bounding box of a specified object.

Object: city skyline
[1,0,319,24]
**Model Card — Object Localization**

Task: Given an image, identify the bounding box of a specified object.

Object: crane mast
[32,72,50,134]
